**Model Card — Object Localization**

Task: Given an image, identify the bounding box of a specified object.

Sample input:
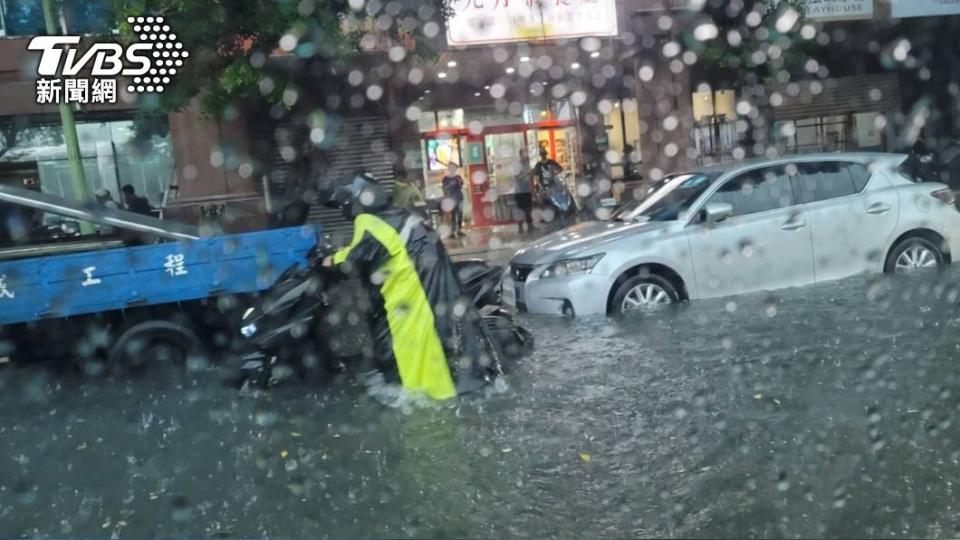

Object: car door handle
[780,220,806,231]
[866,203,892,215]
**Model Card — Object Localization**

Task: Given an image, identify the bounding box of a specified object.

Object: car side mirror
[703,202,733,224]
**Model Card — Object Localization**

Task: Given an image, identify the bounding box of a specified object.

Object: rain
[1,0,960,537]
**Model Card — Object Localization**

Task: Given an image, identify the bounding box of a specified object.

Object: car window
[612,172,718,222]
[709,166,795,217]
[795,161,861,203]
[849,163,872,192]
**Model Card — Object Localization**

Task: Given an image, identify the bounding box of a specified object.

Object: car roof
[692,152,908,176]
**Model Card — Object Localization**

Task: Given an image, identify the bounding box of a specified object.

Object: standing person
[513,150,535,234]
[392,171,426,215]
[319,173,495,403]
[441,163,465,238]
[532,148,564,227]
[533,148,563,190]
[912,128,931,157]
[121,184,153,216]
[622,144,641,181]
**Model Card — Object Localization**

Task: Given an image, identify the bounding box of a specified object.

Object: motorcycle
[538,172,578,227]
[233,243,533,388]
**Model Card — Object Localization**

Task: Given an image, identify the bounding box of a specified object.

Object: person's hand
[322,255,333,267]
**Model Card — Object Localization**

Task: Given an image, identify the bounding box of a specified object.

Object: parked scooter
[233,243,533,388]
[538,172,578,228]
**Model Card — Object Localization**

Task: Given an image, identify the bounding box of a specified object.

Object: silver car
[503,153,960,316]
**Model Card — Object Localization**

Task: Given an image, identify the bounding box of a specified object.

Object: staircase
[307,115,395,243]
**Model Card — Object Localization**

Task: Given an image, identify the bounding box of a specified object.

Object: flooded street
[3,270,960,538]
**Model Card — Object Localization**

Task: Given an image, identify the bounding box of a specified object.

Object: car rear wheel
[886,236,946,274]
[612,274,679,314]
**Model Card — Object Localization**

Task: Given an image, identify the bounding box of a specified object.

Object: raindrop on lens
[171,496,192,522]
[777,472,790,492]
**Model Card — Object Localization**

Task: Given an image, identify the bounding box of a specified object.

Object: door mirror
[703,202,733,224]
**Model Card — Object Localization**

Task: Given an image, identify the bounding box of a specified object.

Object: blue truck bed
[0,225,320,326]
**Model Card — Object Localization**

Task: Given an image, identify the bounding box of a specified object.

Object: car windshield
[612,172,718,222]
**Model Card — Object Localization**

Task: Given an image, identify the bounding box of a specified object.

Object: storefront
[691,88,739,160]
[0,119,174,206]
[414,102,581,228]
[770,73,901,154]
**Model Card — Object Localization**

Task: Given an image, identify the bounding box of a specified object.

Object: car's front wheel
[885,236,947,274]
[611,274,680,315]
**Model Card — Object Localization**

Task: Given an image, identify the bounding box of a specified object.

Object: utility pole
[41,0,93,234]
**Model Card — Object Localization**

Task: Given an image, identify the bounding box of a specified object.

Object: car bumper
[505,271,610,316]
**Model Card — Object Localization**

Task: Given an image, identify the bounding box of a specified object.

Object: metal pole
[42,0,93,234]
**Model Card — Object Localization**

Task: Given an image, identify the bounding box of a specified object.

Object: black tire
[108,320,205,374]
[884,236,947,274]
[611,273,680,315]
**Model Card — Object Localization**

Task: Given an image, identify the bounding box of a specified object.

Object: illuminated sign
[891,0,960,17]
[426,138,462,171]
[446,0,618,47]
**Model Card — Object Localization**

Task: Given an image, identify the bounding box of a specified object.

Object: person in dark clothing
[533,148,563,191]
[912,128,930,157]
[532,149,564,226]
[904,128,938,182]
[441,163,466,237]
[514,150,535,233]
[320,173,495,403]
[121,184,153,216]
[622,144,642,181]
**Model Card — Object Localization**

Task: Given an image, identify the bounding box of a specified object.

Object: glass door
[484,132,526,195]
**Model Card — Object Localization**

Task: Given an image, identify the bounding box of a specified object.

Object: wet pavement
[3,269,960,537]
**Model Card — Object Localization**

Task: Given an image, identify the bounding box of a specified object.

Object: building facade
[0,1,263,233]
[3,0,958,236]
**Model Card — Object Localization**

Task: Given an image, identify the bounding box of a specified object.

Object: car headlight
[540,254,604,279]
[240,323,258,338]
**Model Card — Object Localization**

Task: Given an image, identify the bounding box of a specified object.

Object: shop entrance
[420,116,579,229]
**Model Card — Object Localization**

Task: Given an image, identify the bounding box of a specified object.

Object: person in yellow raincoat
[320,172,493,403]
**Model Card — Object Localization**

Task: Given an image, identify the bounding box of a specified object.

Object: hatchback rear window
[795,162,861,203]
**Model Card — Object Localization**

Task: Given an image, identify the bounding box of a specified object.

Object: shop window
[602,98,642,179]
[854,112,884,150]
[437,109,464,130]
[0,120,173,207]
[553,101,573,121]
[417,112,438,133]
[421,136,464,200]
[778,116,848,154]
[692,89,738,158]
[485,132,525,193]
[523,104,550,124]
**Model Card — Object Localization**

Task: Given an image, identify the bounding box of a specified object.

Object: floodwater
[3,270,960,538]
